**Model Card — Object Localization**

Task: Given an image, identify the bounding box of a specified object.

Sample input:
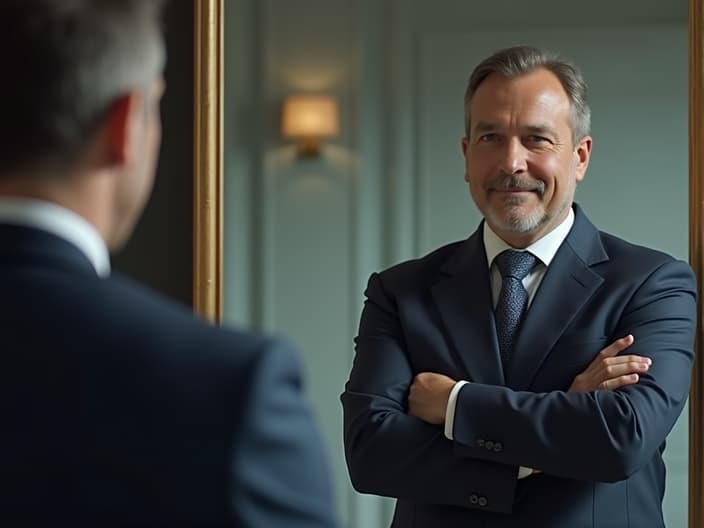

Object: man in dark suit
[0,1,336,525]
[342,45,695,527]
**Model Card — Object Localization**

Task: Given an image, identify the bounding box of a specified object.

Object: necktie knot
[495,250,537,281]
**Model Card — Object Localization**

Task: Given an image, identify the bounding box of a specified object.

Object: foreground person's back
[0,225,335,525]
[0,1,337,525]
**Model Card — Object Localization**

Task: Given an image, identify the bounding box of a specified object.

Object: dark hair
[464,45,590,144]
[0,0,166,173]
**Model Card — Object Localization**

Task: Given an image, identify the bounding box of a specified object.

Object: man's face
[110,78,164,251]
[462,68,591,248]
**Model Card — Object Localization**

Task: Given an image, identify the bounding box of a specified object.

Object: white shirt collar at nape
[0,198,110,277]
[483,206,575,269]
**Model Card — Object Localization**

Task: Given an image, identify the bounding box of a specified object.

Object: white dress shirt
[0,198,110,277]
[443,208,575,477]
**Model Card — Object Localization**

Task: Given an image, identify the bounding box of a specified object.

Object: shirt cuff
[444,380,469,440]
[517,466,533,479]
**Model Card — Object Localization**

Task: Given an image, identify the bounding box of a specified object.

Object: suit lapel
[505,206,608,389]
[431,228,505,385]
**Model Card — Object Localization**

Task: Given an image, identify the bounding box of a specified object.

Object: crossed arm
[409,334,645,477]
[342,260,695,511]
[409,333,645,425]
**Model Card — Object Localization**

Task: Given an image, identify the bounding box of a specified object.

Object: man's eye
[527,135,549,143]
[479,134,498,142]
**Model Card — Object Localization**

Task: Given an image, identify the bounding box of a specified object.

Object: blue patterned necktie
[494,250,537,368]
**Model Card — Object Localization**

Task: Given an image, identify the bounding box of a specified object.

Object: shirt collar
[483,206,575,269]
[0,198,110,277]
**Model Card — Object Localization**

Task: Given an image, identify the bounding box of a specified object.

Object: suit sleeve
[451,259,696,482]
[232,338,338,527]
[342,272,520,514]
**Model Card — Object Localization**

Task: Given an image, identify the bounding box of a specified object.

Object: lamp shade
[281,95,339,138]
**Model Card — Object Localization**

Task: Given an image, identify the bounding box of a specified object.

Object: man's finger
[598,334,634,358]
[600,354,652,367]
[602,361,650,378]
[600,373,639,390]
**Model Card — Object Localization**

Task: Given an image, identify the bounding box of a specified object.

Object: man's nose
[498,138,528,175]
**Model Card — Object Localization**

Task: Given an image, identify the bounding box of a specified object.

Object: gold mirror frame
[689,0,704,524]
[193,0,703,525]
[193,0,224,323]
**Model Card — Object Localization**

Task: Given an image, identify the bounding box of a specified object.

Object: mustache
[486,176,545,195]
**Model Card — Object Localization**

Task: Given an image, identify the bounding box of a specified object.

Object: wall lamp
[281,95,339,156]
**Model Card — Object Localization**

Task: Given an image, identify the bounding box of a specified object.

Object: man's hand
[532,335,647,478]
[408,372,456,425]
[568,334,651,393]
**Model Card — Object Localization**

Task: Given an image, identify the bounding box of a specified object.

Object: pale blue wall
[223,1,689,526]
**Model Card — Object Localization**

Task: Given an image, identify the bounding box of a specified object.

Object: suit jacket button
[476,438,485,448]
[493,442,503,452]
[478,496,488,507]
[469,494,479,505]
[485,440,494,450]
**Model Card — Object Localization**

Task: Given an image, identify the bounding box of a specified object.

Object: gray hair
[1,0,166,173]
[464,45,591,144]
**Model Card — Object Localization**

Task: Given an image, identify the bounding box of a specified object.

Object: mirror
[194,0,702,525]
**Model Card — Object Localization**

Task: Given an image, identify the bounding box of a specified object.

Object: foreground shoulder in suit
[231,332,338,527]
[0,228,337,526]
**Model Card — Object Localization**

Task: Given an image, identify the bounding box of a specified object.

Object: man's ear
[461,136,470,182]
[574,135,592,183]
[103,91,143,165]
[461,136,470,157]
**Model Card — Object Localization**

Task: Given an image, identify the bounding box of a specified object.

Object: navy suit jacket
[0,224,337,526]
[342,205,696,528]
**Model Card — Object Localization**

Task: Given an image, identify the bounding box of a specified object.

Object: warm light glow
[281,95,340,139]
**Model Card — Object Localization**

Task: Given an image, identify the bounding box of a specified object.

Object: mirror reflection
[222,1,689,526]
